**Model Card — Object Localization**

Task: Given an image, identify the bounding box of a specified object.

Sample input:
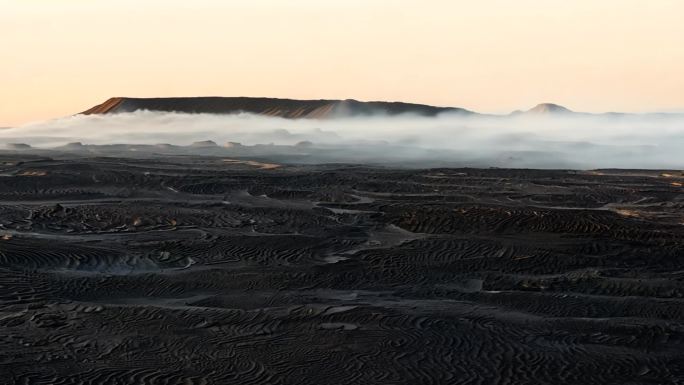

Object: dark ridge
[190,140,218,148]
[6,143,31,150]
[80,97,474,118]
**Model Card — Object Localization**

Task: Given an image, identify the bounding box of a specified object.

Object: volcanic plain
[0,155,682,384]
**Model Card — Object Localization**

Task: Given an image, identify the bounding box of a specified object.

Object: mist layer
[3,111,684,169]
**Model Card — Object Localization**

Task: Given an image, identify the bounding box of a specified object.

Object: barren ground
[0,155,682,384]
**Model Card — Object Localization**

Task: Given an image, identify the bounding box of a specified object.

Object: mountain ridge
[80,97,683,119]
[81,97,473,118]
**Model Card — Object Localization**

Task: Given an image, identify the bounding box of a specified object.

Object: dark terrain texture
[0,155,682,384]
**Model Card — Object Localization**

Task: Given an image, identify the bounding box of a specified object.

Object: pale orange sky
[1,0,683,126]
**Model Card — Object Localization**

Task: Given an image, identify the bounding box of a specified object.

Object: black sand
[0,155,682,384]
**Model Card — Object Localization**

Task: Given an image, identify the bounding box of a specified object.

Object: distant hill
[525,103,574,115]
[509,103,577,117]
[81,97,474,118]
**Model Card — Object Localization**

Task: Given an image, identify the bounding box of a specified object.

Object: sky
[1,0,683,126]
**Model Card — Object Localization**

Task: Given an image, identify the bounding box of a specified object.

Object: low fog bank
[2,111,684,169]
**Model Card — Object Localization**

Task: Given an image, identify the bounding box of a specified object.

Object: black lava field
[1,155,682,384]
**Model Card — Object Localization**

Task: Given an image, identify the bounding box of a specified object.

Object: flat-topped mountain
[79,97,684,119]
[81,97,473,118]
